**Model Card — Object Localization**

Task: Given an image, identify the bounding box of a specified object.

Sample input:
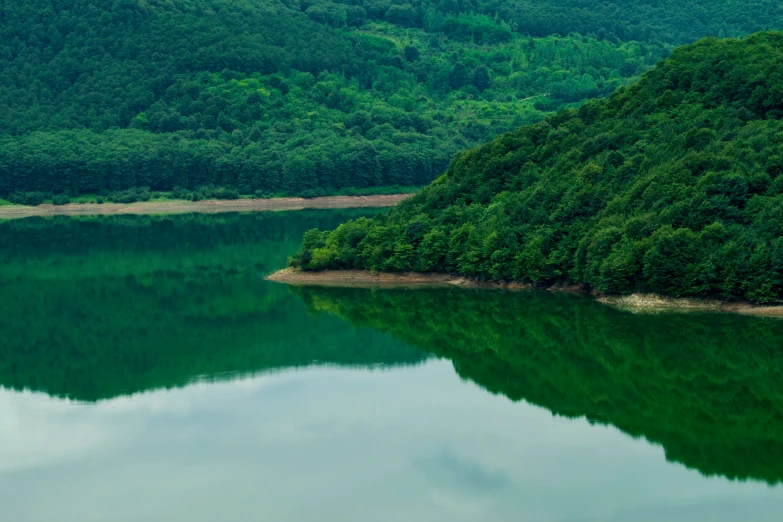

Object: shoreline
[0,194,413,220]
[266,268,504,288]
[266,268,783,318]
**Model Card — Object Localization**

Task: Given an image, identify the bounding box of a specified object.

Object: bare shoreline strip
[267,268,498,288]
[267,268,783,318]
[0,194,413,220]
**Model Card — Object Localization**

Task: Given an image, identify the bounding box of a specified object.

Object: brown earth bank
[266,267,527,289]
[267,268,783,318]
[597,294,783,317]
[0,194,413,220]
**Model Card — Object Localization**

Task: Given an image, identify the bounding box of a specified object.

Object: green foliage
[3,0,776,198]
[52,194,70,206]
[293,33,783,302]
[7,191,49,206]
[294,285,783,483]
[106,187,151,204]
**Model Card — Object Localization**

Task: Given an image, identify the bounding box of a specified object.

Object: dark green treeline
[292,285,783,484]
[0,210,425,401]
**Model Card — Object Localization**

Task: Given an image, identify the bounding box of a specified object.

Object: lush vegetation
[294,285,783,483]
[2,1,782,199]
[0,209,424,401]
[293,33,783,302]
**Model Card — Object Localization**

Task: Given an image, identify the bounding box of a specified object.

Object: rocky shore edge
[266,268,783,318]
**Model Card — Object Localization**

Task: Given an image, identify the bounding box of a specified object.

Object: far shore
[267,268,783,318]
[0,193,413,220]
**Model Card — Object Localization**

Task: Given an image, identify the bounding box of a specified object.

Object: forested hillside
[1,0,781,199]
[292,33,783,302]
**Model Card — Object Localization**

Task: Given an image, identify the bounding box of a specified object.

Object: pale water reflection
[1,361,782,522]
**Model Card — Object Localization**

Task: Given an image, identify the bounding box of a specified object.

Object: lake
[1,209,782,521]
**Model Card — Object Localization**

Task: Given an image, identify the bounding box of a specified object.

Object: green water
[0,211,782,521]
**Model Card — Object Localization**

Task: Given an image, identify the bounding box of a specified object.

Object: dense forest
[0,210,424,401]
[293,285,783,483]
[1,0,782,199]
[292,33,783,302]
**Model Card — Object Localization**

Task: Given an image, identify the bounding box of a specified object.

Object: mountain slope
[292,33,783,302]
[1,1,781,198]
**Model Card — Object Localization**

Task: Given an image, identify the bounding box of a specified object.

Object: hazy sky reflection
[0,360,780,522]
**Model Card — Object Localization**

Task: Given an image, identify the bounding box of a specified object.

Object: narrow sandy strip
[0,194,413,219]
[268,268,577,291]
[598,294,783,317]
[266,268,484,288]
[267,268,783,317]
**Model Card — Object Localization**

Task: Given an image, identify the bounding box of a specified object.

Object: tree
[283,156,318,193]
[386,5,417,27]
[472,65,490,91]
[449,61,468,90]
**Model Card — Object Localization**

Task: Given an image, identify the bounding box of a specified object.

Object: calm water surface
[1,210,782,521]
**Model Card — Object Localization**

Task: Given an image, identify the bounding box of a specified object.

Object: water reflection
[292,285,783,484]
[0,210,422,401]
[1,363,781,522]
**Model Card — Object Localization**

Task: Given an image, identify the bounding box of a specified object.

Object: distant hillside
[292,32,783,302]
[1,0,781,199]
